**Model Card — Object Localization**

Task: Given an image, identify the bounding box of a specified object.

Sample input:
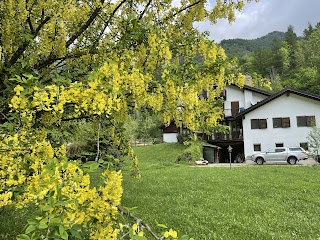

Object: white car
[251,147,309,165]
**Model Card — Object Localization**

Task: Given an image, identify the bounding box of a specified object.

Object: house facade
[207,85,271,162]
[236,88,320,159]
[162,85,320,163]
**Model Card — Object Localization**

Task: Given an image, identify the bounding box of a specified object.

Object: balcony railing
[224,107,245,117]
[207,130,243,141]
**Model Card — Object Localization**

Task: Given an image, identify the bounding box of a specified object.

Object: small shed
[203,144,221,163]
[160,122,180,143]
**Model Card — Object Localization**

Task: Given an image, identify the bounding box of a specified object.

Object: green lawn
[121,143,320,240]
[2,143,320,239]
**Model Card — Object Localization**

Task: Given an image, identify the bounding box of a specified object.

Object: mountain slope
[220,31,285,58]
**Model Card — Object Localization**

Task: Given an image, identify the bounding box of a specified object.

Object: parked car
[251,147,309,165]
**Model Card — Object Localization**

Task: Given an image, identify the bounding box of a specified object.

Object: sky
[194,0,320,43]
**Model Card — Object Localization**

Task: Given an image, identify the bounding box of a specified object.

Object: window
[273,117,290,128]
[275,143,284,147]
[275,148,285,152]
[251,119,267,129]
[289,147,303,151]
[253,144,261,151]
[297,116,315,127]
[300,142,309,150]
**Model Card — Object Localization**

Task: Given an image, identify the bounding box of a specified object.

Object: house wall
[163,133,178,143]
[224,86,268,117]
[242,94,320,158]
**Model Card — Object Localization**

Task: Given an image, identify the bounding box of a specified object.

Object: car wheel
[255,157,264,165]
[288,157,297,165]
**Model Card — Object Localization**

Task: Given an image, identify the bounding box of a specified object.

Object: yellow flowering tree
[0,0,258,239]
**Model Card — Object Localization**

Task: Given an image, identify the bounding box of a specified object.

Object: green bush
[177,133,193,144]
[176,141,204,164]
[152,138,164,145]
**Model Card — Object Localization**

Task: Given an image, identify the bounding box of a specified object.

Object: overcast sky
[194,0,320,43]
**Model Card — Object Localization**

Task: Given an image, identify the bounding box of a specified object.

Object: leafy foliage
[0,0,255,239]
[225,22,320,94]
[307,126,320,157]
[176,141,204,164]
[221,31,285,58]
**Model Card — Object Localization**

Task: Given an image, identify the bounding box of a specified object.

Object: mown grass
[2,143,320,239]
[121,143,320,239]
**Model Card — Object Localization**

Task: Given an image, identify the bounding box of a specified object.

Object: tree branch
[27,16,35,34]
[164,0,203,21]
[66,0,105,48]
[34,52,95,70]
[91,0,127,48]
[138,0,153,20]
[5,16,51,68]
[118,206,162,240]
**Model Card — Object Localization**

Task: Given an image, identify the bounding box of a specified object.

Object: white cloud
[195,0,320,42]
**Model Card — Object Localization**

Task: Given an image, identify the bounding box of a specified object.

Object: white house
[223,84,271,117]
[207,85,271,162]
[162,85,320,163]
[236,88,320,159]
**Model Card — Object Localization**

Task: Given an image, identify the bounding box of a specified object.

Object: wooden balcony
[207,130,243,141]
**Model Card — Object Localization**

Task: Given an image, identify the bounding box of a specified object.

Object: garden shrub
[177,133,193,144]
[176,141,204,164]
[152,138,164,145]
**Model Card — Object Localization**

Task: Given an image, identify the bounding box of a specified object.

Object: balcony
[224,107,245,117]
[207,130,243,141]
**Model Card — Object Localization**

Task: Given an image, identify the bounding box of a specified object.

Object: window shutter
[307,116,315,127]
[282,117,290,128]
[259,119,267,129]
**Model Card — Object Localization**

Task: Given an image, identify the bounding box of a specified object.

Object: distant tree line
[222,22,320,94]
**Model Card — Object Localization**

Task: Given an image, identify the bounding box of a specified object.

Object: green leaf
[38,219,48,229]
[7,140,14,146]
[61,231,68,240]
[56,201,67,206]
[42,205,52,211]
[155,220,167,229]
[27,219,38,225]
[82,161,99,170]
[16,234,31,240]
[25,225,37,234]
[49,217,61,226]
[31,232,39,240]
[71,224,82,231]
[59,225,65,235]
[70,229,82,239]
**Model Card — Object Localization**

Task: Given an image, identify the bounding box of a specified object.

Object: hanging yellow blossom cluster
[2,34,246,239]
[0,130,123,238]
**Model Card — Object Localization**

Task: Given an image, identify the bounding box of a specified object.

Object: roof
[229,84,272,97]
[242,85,272,96]
[235,88,320,118]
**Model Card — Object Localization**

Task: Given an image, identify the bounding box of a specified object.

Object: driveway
[200,158,318,167]
[241,158,317,166]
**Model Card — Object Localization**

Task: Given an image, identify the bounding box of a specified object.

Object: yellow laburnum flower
[14,85,24,95]
[163,231,170,238]
[132,223,138,232]
[169,228,178,238]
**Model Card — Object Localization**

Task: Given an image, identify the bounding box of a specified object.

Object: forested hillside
[220,31,285,58]
[223,23,320,94]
